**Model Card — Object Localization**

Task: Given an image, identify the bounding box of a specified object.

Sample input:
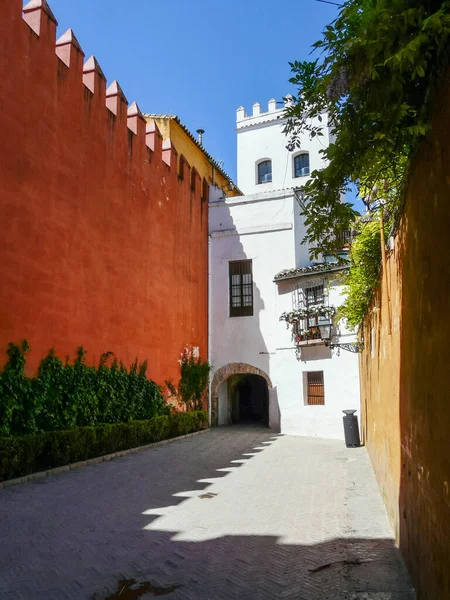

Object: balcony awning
[273,263,347,283]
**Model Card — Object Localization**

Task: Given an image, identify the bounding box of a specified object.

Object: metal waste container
[342,409,360,447]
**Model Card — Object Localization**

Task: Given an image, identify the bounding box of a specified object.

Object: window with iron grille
[306,371,325,405]
[257,160,272,184]
[336,229,353,246]
[294,153,310,178]
[305,284,324,307]
[229,260,253,317]
[292,282,326,341]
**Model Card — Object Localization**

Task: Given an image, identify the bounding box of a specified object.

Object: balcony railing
[335,229,356,247]
[295,326,322,344]
[280,306,335,346]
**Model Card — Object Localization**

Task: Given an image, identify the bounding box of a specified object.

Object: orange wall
[360,67,450,599]
[360,236,403,538]
[0,2,208,386]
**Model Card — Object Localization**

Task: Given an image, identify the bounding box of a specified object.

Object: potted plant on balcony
[280,305,336,346]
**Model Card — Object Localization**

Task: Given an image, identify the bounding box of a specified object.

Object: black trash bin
[342,409,361,447]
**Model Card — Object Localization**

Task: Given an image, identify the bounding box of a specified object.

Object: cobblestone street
[0,427,415,599]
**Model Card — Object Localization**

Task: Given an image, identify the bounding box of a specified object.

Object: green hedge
[0,410,208,482]
[0,341,167,437]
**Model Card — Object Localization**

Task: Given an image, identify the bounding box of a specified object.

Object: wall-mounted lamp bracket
[325,342,363,353]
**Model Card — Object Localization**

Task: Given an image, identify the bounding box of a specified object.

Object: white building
[208,98,361,440]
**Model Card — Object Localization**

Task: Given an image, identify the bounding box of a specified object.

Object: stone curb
[0,428,211,490]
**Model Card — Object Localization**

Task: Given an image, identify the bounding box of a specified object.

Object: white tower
[208,97,360,439]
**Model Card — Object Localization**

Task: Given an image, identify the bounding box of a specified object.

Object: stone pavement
[0,427,415,599]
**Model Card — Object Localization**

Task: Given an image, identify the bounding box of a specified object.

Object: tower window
[257,160,272,184]
[294,153,310,178]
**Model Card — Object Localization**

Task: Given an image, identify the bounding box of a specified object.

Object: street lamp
[318,319,332,342]
[318,318,363,353]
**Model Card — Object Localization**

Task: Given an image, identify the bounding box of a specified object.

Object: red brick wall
[0,1,208,386]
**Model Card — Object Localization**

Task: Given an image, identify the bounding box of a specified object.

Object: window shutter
[307,371,325,405]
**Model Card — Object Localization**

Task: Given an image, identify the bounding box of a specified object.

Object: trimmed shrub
[0,342,167,437]
[0,410,208,482]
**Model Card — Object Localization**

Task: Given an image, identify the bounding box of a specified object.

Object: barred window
[336,229,354,246]
[305,284,324,307]
[229,260,253,317]
[292,282,327,342]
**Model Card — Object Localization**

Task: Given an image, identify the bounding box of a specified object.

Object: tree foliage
[285,0,450,322]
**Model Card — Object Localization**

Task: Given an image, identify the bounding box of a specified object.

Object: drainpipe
[207,198,212,426]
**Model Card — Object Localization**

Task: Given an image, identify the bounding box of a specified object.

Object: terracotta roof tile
[143,113,242,194]
[273,263,347,282]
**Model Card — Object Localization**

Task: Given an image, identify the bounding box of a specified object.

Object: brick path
[0,427,415,599]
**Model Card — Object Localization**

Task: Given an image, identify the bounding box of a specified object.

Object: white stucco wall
[273,280,360,439]
[209,188,361,440]
[218,382,228,426]
[209,190,295,373]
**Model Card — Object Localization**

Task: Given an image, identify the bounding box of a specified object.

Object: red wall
[0,1,208,386]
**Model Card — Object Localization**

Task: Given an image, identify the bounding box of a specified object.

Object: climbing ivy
[166,347,211,412]
[338,214,391,327]
[284,0,450,323]
[0,341,167,437]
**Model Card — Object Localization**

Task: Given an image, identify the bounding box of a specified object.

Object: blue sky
[50,0,338,184]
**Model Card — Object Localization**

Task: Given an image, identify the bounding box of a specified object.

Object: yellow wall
[360,67,450,599]
[148,117,241,197]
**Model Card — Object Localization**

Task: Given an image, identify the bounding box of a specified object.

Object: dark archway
[231,374,269,426]
[210,363,272,426]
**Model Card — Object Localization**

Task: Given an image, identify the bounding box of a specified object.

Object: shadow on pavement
[92,534,414,600]
[0,427,415,600]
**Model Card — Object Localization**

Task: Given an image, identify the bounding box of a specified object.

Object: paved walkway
[0,427,415,599]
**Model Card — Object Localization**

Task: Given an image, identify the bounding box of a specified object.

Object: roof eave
[144,113,242,194]
[273,265,348,283]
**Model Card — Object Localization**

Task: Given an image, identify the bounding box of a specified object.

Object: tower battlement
[0,0,209,381]
[7,0,211,201]
[236,96,293,126]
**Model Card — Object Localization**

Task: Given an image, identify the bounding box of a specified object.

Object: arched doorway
[230,374,269,425]
[210,363,272,427]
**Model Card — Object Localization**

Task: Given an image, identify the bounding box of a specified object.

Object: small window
[294,153,310,178]
[306,371,325,405]
[229,260,253,317]
[257,160,272,184]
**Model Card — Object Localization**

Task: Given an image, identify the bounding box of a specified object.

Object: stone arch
[210,362,272,426]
